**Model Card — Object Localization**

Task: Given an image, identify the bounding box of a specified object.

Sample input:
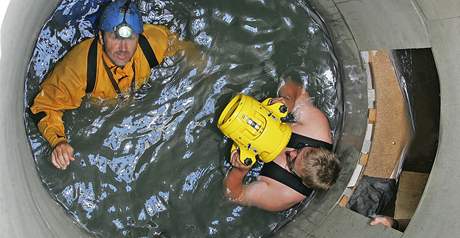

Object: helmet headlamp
[100,0,143,38]
[114,0,134,39]
[115,23,133,39]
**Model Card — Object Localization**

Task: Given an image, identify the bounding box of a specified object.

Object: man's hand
[270,97,293,112]
[51,142,75,170]
[370,215,395,228]
[229,149,252,171]
[224,149,252,203]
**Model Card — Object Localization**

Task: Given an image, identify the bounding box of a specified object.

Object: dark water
[24,0,340,237]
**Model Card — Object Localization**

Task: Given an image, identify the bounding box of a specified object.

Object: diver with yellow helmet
[218,94,293,166]
[221,73,341,211]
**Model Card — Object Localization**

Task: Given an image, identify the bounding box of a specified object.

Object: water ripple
[25,0,340,237]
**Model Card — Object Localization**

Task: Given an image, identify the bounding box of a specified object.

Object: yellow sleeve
[142,24,170,63]
[165,30,200,58]
[142,24,200,61]
[30,40,90,147]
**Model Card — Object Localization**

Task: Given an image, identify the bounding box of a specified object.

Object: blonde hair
[298,148,341,190]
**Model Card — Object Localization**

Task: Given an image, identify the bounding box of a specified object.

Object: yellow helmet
[218,94,292,166]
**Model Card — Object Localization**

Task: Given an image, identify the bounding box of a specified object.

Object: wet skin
[102,31,139,67]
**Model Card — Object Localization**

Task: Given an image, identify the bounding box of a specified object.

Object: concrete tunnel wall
[1,0,460,237]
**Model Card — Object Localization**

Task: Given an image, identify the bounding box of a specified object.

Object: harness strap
[86,34,158,94]
[102,59,136,98]
[30,38,98,124]
[287,133,333,151]
[31,34,157,125]
[260,162,313,197]
[138,34,159,69]
[86,38,98,93]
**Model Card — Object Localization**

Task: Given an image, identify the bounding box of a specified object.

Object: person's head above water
[286,147,341,190]
[280,68,309,89]
[99,0,144,66]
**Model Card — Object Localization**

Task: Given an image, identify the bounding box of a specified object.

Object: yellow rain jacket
[31,24,183,147]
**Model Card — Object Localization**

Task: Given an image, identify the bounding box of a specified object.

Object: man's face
[286,147,308,177]
[102,31,138,67]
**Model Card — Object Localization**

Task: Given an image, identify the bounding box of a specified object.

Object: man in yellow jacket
[30,0,196,170]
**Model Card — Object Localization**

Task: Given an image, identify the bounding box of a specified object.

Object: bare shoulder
[245,176,305,211]
[291,99,332,143]
[258,176,305,200]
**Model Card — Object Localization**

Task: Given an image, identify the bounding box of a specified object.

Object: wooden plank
[364,50,411,178]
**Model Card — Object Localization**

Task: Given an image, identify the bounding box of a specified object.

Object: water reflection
[24,0,340,237]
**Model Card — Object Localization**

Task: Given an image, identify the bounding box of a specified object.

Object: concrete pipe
[1,0,459,237]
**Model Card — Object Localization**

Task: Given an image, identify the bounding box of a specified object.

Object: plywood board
[364,50,411,178]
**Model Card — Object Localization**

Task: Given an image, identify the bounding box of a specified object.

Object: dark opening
[392,48,440,174]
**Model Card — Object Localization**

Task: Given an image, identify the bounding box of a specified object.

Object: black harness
[86,34,159,94]
[260,162,313,196]
[30,34,159,125]
[101,57,136,98]
[287,132,333,151]
[260,133,333,196]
